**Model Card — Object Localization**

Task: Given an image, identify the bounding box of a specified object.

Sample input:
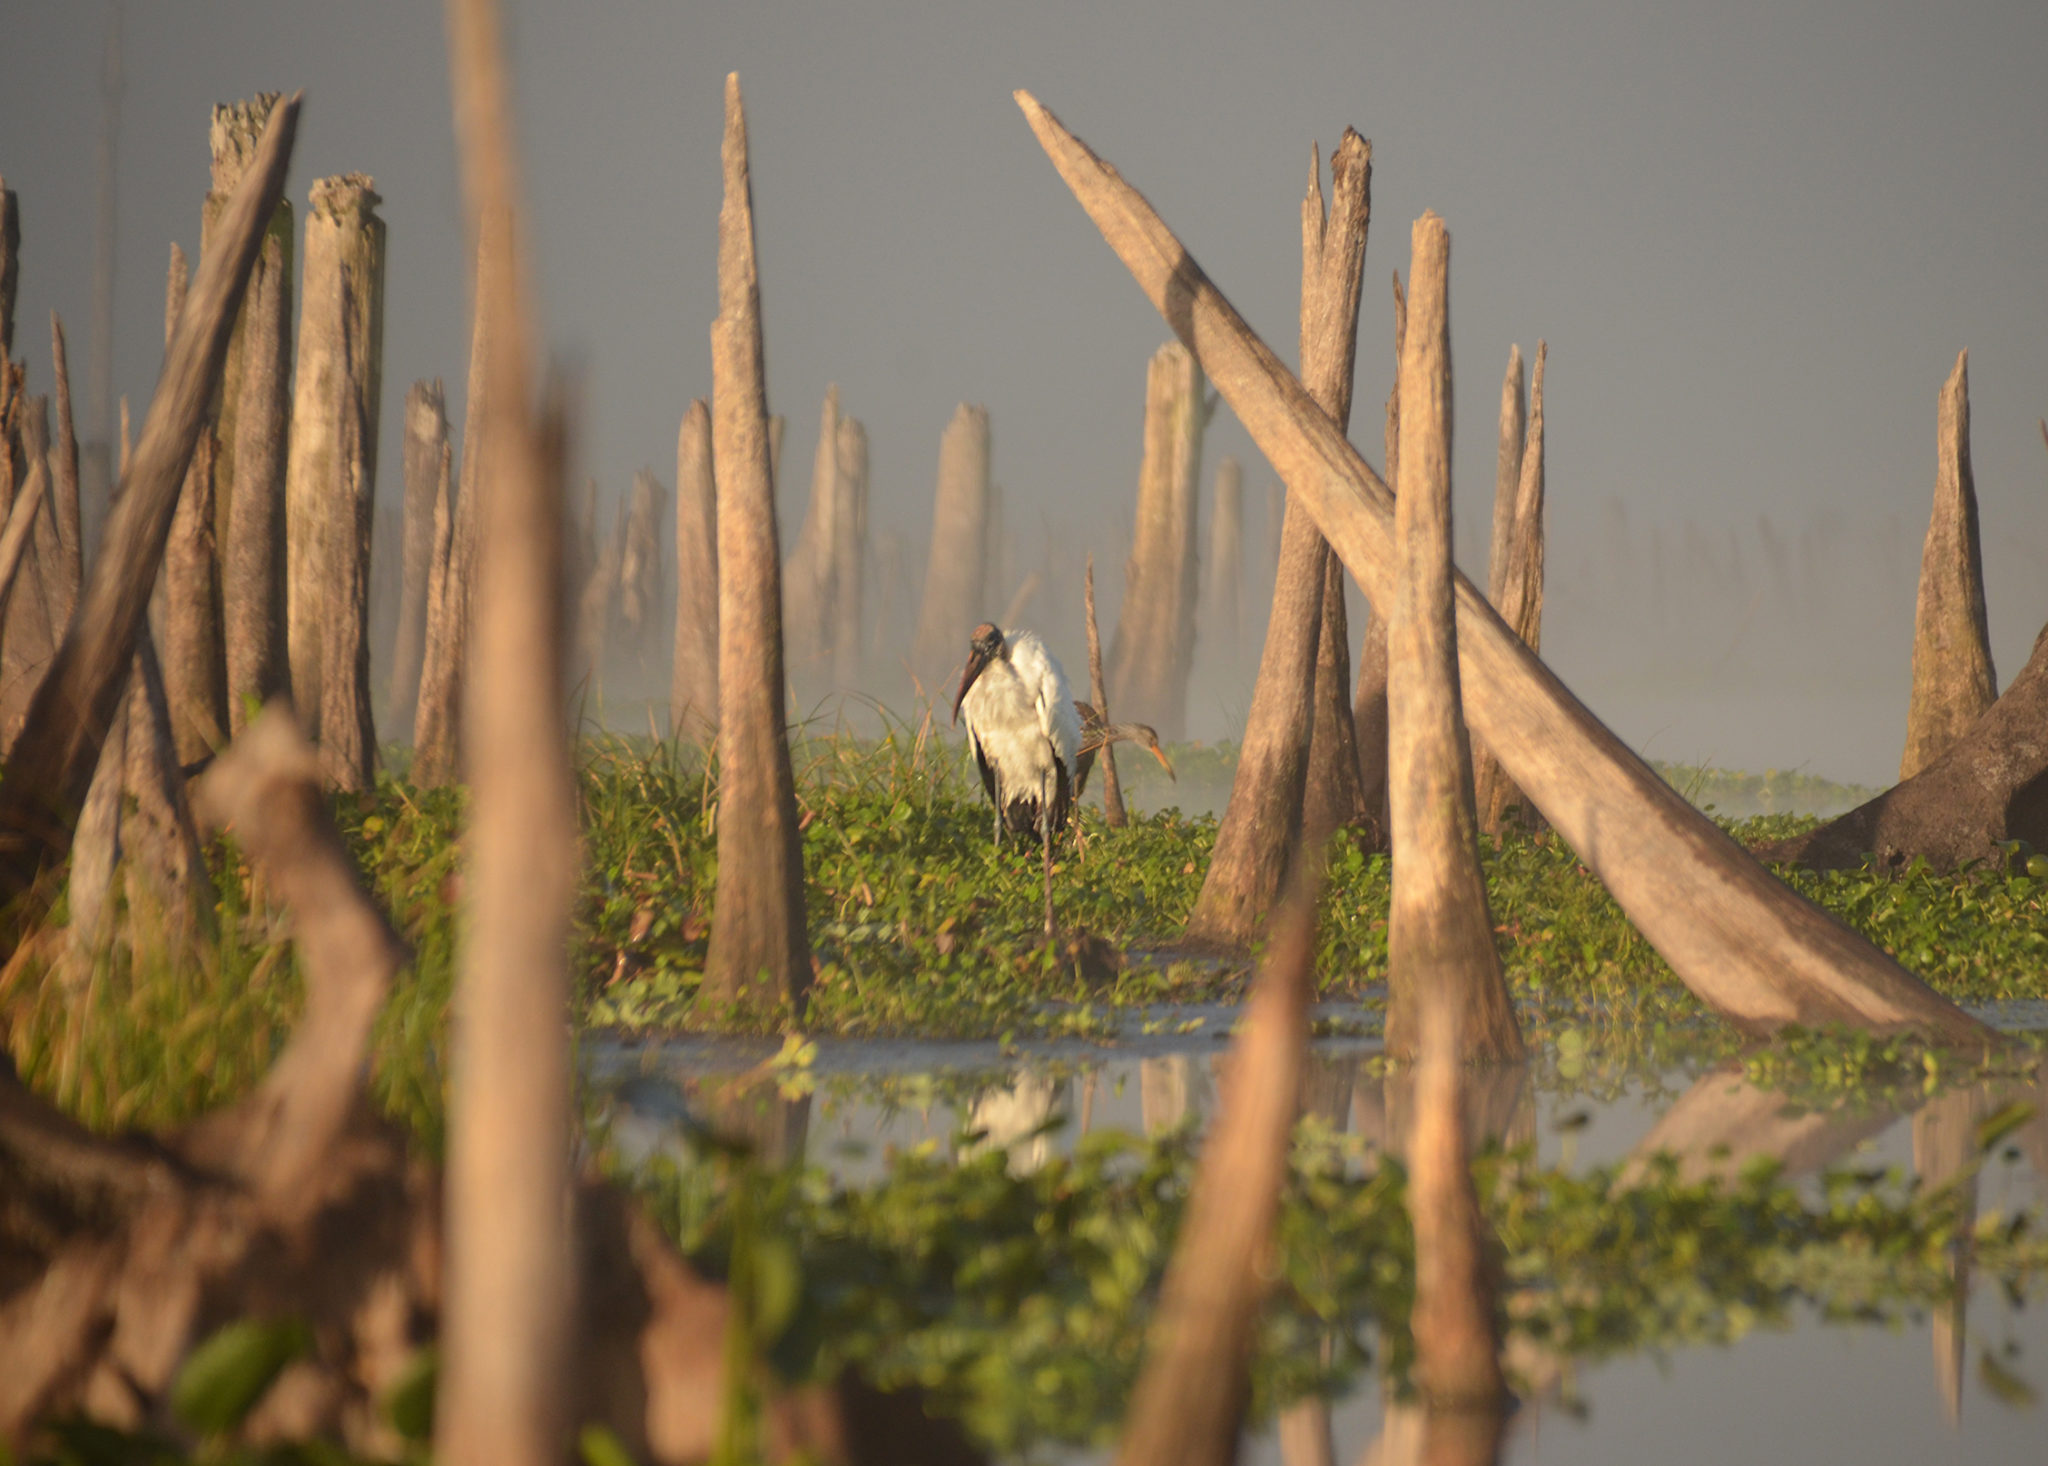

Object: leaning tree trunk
[285,173,385,789]
[1352,271,1403,840]
[909,403,991,696]
[0,95,299,926]
[696,74,811,1023]
[1474,340,1546,835]
[209,93,295,735]
[1382,212,1522,1066]
[831,412,869,692]
[1899,349,1996,780]
[1107,340,1207,741]
[388,379,447,731]
[670,398,719,736]
[1018,91,1990,1045]
[1185,130,1370,949]
[0,396,62,755]
[1762,618,2048,872]
[1205,454,1242,668]
[413,236,493,787]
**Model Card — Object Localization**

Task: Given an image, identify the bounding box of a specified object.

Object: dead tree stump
[618,468,669,669]
[670,398,719,737]
[1473,341,1545,835]
[784,384,842,689]
[1108,340,1207,741]
[1382,212,1522,1065]
[284,173,384,789]
[1352,272,1404,840]
[209,94,295,735]
[388,380,447,732]
[1205,454,1243,668]
[1900,349,1996,780]
[831,413,869,692]
[696,75,811,1023]
[910,403,991,698]
[1186,132,1369,948]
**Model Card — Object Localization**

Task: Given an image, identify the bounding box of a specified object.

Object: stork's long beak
[951,644,992,726]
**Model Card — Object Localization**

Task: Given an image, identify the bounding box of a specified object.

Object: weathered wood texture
[437,2,579,1463]
[1017,91,1988,1044]
[697,74,811,1022]
[1084,553,1126,825]
[670,397,719,736]
[1205,454,1242,665]
[389,379,447,731]
[1763,618,2048,872]
[1900,349,1996,780]
[1382,212,1521,1065]
[1115,875,1314,1466]
[1483,345,1525,614]
[1185,132,1370,949]
[284,173,384,788]
[48,316,84,606]
[618,468,669,666]
[1352,273,1404,839]
[1473,341,1545,835]
[412,236,492,786]
[209,95,295,735]
[1107,340,1207,741]
[0,94,298,928]
[831,412,869,691]
[784,384,842,686]
[910,403,992,696]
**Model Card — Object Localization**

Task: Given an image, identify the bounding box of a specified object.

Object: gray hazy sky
[3,0,2044,783]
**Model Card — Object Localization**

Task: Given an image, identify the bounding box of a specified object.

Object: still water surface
[589,1004,2048,1464]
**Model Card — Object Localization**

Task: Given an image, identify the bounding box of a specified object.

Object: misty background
[2,0,2043,787]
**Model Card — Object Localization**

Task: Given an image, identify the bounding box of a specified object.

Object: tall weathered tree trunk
[1107,340,1207,740]
[158,236,229,765]
[1473,341,1545,834]
[1352,272,1403,839]
[0,397,62,752]
[1900,349,1995,780]
[437,4,577,1461]
[783,384,840,687]
[671,398,719,737]
[909,403,991,695]
[573,496,622,702]
[1306,551,1362,828]
[285,173,384,789]
[1483,345,1525,613]
[48,315,84,607]
[1185,131,1370,949]
[617,468,668,669]
[389,379,447,731]
[1205,454,1242,667]
[412,236,492,787]
[696,75,811,1023]
[1019,90,1991,1045]
[1382,213,1522,1066]
[209,94,295,736]
[831,413,868,691]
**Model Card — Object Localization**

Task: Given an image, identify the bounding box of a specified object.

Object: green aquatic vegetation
[621,1118,2048,1457]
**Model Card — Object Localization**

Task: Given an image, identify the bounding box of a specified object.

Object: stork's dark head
[951,622,1007,726]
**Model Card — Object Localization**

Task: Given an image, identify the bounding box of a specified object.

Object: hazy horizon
[3,0,2044,785]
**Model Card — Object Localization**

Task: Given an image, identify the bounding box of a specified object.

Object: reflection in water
[1140,1054,1215,1134]
[589,1035,2048,1463]
[966,1071,1068,1172]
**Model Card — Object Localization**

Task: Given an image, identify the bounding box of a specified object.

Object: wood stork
[952,622,1081,938]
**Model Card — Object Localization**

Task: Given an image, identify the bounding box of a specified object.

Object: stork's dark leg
[992,787,1003,851]
[1040,768,1055,943]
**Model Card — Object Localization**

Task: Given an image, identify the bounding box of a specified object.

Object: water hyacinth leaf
[170,1316,313,1434]
[383,1346,438,1442]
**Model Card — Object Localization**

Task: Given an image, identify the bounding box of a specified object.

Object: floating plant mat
[591,1035,2048,1462]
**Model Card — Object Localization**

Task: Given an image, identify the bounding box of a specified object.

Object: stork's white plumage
[952,622,1081,939]
[954,624,1080,843]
